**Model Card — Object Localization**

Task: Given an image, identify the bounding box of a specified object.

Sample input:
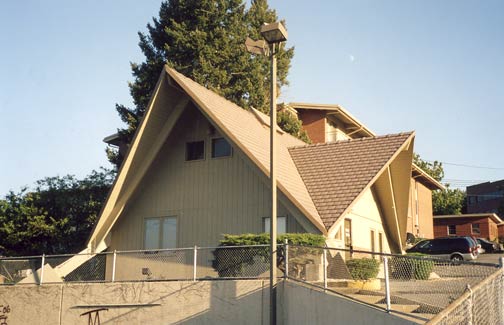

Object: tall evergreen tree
[108,0,299,167]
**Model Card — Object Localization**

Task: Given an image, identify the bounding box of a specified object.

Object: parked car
[477,238,500,253]
[406,237,478,261]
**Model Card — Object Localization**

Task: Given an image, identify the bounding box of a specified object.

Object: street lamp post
[246,22,288,325]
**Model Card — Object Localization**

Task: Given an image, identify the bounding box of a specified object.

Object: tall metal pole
[269,42,277,325]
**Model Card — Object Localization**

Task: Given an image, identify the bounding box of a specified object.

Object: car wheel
[450,254,463,263]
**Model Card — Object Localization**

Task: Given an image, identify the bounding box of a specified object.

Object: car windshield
[415,240,431,249]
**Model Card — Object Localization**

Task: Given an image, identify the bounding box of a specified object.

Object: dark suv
[406,237,478,261]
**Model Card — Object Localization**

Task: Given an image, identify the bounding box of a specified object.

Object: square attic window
[186,141,205,161]
[211,138,232,158]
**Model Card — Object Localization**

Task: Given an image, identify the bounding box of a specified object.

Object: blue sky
[1,0,503,194]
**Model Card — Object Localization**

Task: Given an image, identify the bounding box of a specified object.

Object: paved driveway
[474,253,504,265]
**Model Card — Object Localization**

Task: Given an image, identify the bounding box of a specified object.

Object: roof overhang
[411,163,446,190]
[103,133,122,147]
[286,102,375,138]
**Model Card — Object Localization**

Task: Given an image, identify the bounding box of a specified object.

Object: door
[344,219,352,259]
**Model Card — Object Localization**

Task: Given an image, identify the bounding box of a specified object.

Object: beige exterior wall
[328,188,391,254]
[109,103,306,252]
[407,179,434,239]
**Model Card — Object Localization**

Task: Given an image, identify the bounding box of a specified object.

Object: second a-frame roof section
[289,132,415,229]
[166,67,326,233]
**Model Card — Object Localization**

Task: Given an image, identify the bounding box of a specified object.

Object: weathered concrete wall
[1,279,419,324]
[0,280,269,325]
[281,281,417,325]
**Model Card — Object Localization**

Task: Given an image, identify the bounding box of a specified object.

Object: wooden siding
[407,179,434,239]
[109,103,306,250]
[417,182,434,238]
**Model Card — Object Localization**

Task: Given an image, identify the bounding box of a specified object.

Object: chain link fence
[285,245,503,323]
[427,267,504,325]
[2,244,503,323]
[0,245,278,285]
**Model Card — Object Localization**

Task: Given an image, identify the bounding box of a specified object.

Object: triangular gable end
[88,66,327,252]
[332,134,415,253]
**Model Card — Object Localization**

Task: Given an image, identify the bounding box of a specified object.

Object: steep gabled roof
[166,68,326,233]
[88,66,416,251]
[289,133,415,229]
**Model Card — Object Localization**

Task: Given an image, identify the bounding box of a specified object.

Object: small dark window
[447,225,456,235]
[211,138,232,158]
[186,141,205,161]
[472,223,481,235]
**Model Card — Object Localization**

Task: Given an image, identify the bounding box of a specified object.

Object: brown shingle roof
[289,133,414,229]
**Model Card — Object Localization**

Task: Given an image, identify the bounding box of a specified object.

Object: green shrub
[391,253,434,280]
[346,258,380,280]
[217,233,325,247]
[212,233,325,277]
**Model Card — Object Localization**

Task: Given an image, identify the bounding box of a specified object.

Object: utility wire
[424,160,504,170]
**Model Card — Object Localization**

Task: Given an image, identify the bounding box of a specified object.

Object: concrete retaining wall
[0,280,269,324]
[281,280,417,325]
[0,279,418,324]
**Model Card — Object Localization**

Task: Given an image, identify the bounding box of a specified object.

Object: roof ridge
[168,69,305,145]
[288,131,414,150]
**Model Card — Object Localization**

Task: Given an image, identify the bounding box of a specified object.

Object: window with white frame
[144,216,177,249]
[447,225,456,236]
[263,216,287,234]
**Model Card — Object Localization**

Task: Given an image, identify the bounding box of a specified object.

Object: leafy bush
[391,253,434,280]
[346,258,380,280]
[212,233,325,277]
[217,233,325,247]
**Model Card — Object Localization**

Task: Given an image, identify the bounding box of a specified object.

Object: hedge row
[217,233,326,247]
[390,253,434,280]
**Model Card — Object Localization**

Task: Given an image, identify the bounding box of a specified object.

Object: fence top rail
[198,244,271,250]
[288,244,501,267]
[115,247,193,254]
[0,255,43,261]
[0,244,274,260]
